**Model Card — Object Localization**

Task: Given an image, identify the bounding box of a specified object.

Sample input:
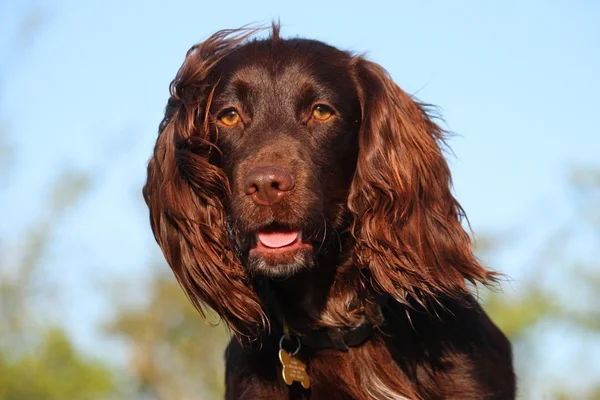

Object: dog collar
[287,296,387,352]
[276,291,388,352]
[299,323,375,351]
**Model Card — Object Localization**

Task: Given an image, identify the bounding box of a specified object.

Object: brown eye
[219,109,240,126]
[312,105,333,121]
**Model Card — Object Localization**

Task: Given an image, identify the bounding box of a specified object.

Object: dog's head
[211,32,362,278]
[143,25,495,339]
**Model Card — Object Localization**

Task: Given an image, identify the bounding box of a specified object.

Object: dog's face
[210,40,362,277]
[144,27,494,337]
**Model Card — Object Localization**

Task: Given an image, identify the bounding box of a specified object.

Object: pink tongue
[257,230,299,248]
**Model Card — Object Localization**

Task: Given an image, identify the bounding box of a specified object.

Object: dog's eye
[219,110,240,126]
[312,105,333,121]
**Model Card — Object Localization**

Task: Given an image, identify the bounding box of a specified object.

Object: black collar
[299,323,375,351]
[294,293,389,352]
[247,258,389,352]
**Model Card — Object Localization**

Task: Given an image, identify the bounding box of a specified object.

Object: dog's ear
[143,29,268,341]
[349,58,496,307]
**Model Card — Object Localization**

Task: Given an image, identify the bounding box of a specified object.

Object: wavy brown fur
[349,58,497,307]
[143,28,269,339]
[144,24,515,399]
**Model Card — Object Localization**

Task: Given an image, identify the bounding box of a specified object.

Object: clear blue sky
[1,0,599,394]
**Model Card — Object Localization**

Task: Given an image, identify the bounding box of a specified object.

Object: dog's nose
[244,166,295,206]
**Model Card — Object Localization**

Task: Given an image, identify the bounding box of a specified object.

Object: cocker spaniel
[143,25,516,400]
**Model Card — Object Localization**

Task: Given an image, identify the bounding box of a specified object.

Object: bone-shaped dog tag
[278,348,310,389]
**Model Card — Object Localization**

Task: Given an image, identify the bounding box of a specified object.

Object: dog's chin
[238,224,317,278]
[247,248,315,278]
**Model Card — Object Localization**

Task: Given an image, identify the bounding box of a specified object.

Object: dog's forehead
[231,63,311,91]
[216,39,354,96]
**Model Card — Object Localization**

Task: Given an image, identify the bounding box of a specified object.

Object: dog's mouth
[249,224,313,256]
[234,218,323,276]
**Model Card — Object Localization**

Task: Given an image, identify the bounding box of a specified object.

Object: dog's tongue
[257,229,299,248]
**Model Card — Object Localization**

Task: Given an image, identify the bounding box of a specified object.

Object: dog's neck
[263,257,369,334]
[269,264,336,331]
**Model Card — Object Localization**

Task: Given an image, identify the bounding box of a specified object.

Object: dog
[143,24,516,399]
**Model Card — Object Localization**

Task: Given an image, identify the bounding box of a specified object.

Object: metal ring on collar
[279,334,301,356]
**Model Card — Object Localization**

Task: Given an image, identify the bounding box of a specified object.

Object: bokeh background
[1,1,599,399]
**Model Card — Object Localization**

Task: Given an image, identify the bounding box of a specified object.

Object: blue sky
[1,0,599,394]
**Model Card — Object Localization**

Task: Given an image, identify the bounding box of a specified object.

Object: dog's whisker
[317,214,328,253]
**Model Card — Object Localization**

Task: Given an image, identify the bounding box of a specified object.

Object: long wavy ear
[143,29,268,340]
[349,58,496,308]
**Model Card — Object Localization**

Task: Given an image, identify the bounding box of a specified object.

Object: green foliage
[0,167,118,400]
[480,167,600,399]
[0,116,113,399]
[484,288,558,341]
[0,329,115,400]
[106,272,230,400]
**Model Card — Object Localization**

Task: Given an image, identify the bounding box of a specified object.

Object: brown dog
[143,25,516,399]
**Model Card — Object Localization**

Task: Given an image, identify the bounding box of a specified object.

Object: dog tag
[279,348,310,389]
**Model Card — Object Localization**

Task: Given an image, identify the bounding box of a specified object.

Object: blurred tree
[106,270,230,400]
[481,167,600,399]
[0,10,117,397]
[0,171,118,400]
[0,328,114,400]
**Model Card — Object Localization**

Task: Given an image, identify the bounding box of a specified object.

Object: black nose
[244,166,295,206]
